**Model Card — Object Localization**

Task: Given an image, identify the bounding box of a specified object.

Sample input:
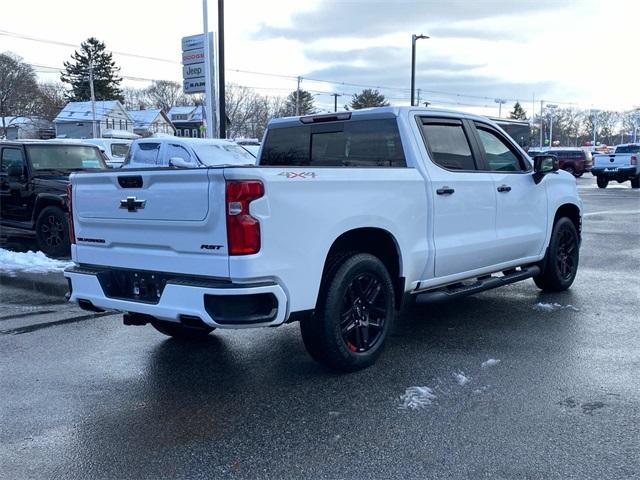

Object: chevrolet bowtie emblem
[120,196,146,212]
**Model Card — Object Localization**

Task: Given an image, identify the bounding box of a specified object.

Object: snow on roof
[127,109,162,127]
[1,116,35,126]
[167,105,203,122]
[55,100,128,122]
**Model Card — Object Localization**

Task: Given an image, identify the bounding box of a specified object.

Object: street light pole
[590,109,600,146]
[410,34,429,107]
[494,98,507,118]
[295,76,301,116]
[547,104,558,147]
[217,0,225,138]
[331,93,341,112]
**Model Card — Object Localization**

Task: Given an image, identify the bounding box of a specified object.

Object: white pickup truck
[64,107,583,371]
[591,143,640,188]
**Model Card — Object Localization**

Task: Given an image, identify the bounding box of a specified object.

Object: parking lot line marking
[583,210,640,217]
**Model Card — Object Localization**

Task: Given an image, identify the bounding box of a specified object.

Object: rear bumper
[64,266,288,329]
[591,166,637,179]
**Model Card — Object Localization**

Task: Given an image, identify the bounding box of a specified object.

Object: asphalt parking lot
[1,175,639,480]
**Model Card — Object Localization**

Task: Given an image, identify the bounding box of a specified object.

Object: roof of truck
[268,106,499,128]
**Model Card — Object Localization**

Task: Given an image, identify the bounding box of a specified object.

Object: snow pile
[453,371,470,386]
[0,248,72,276]
[481,358,501,368]
[533,302,580,312]
[399,386,437,410]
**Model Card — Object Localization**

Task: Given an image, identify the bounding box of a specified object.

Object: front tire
[150,319,214,340]
[596,177,608,189]
[35,206,70,258]
[300,253,395,372]
[534,217,579,292]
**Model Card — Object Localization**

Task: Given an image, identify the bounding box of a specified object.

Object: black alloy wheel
[340,272,388,353]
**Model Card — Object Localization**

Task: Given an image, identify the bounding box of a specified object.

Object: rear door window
[615,145,640,154]
[420,120,477,171]
[260,118,406,167]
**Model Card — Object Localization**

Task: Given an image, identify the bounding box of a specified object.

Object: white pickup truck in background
[591,143,640,188]
[64,107,583,371]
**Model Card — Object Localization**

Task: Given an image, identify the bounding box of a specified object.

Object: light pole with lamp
[590,109,600,147]
[547,104,558,146]
[494,98,507,118]
[411,34,429,107]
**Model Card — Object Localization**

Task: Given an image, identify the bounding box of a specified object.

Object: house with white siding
[54,100,134,138]
[127,109,175,137]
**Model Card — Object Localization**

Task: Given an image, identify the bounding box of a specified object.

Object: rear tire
[596,177,608,189]
[564,166,575,176]
[35,206,70,258]
[300,253,395,372]
[631,176,640,189]
[150,319,214,340]
[534,217,579,292]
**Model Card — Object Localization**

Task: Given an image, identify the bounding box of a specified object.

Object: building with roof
[167,105,205,138]
[127,109,176,137]
[54,100,134,139]
[1,116,55,140]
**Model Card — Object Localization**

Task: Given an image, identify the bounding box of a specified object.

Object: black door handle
[436,187,455,195]
[497,185,511,193]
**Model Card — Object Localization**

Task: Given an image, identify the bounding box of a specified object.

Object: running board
[415,265,540,304]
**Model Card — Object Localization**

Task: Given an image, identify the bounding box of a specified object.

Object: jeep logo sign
[183,64,204,79]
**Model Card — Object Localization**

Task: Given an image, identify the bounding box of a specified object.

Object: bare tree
[145,80,188,112]
[0,52,40,136]
[35,82,68,121]
[122,86,150,110]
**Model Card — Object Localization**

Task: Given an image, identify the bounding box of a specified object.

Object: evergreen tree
[509,101,527,120]
[283,89,316,116]
[61,37,123,102]
[349,89,389,109]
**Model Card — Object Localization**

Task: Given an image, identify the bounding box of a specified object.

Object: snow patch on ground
[481,358,501,368]
[399,386,437,410]
[453,371,470,386]
[0,248,72,276]
[533,302,580,312]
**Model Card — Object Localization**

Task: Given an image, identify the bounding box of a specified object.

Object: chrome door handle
[436,187,455,195]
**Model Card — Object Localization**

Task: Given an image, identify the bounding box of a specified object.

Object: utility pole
[410,34,428,107]
[295,76,301,116]
[331,93,341,112]
[494,98,507,118]
[417,88,421,107]
[88,60,97,138]
[218,0,225,138]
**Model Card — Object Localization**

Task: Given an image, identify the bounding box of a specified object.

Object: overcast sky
[1,0,637,116]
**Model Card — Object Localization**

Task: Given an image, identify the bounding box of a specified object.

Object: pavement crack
[0,310,57,321]
[0,312,113,335]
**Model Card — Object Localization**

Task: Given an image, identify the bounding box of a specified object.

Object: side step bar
[415,265,540,304]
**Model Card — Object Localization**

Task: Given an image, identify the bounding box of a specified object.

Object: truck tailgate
[70,168,230,278]
[594,154,631,168]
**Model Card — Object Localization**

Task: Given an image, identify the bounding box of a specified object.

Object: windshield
[110,143,130,158]
[27,145,106,170]
[615,145,640,154]
[192,143,256,166]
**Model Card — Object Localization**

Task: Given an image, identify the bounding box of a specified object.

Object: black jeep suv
[0,141,107,257]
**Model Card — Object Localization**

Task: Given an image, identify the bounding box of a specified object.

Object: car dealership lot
[1,175,639,479]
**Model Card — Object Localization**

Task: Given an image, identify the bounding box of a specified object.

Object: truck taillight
[66,183,76,245]
[225,180,264,255]
[631,154,638,165]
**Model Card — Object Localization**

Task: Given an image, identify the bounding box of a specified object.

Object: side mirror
[7,165,25,179]
[169,156,195,168]
[532,154,559,184]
